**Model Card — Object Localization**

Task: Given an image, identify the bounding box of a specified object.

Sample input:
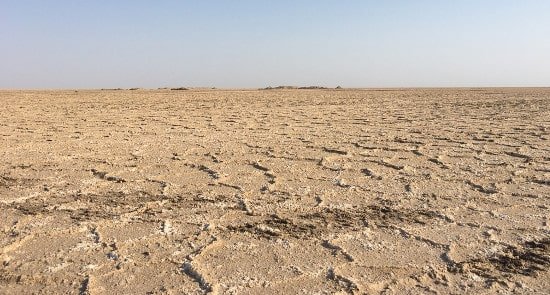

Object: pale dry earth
[0,88,549,294]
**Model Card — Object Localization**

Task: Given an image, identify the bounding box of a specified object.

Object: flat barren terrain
[1,88,549,294]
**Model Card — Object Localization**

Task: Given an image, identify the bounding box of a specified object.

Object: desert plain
[0,88,549,294]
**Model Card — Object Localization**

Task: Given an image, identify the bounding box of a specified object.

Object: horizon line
[1,85,550,91]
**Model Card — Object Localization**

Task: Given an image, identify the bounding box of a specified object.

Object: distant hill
[260,86,331,90]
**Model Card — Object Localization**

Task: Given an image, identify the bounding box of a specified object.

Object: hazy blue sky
[1,1,549,88]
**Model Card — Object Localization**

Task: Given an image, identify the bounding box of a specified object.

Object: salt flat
[0,88,549,294]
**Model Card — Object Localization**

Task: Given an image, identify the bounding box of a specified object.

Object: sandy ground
[0,88,549,294]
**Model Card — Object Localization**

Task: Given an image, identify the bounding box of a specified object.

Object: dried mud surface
[0,88,549,294]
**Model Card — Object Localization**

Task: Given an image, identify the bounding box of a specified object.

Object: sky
[1,0,550,89]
